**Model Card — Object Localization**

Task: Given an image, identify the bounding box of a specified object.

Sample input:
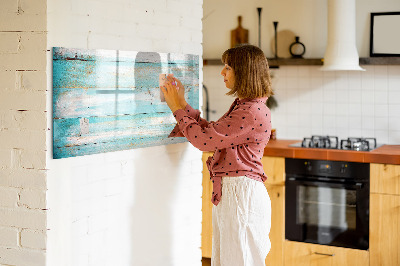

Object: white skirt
[212,176,271,266]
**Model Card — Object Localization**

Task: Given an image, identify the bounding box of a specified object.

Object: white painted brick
[0,13,46,32]
[0,149,11,169]
[20,149,46,170]
[20,229,46,249]
[0,129,46,150]
[0,33,20,54]
[1,110,47,131]
[0,187,19,208]
[18,70,47,92]
[0,247,45,266]
[180,15,202,30]
[130,0,167,13]
[19,0,47,15]
[0,0,18,14]
[0,71,15,90]
[0,51,47,71]
[19,32,47,55]
[136,24,170,40]
[119,36,152,52]
[0,208,46,230]
[11,148,22,169]
[0,169,47,190]
[19,189,46,209]
[88,212,109,233]
[0,227,19,247]
[0,90,46,111]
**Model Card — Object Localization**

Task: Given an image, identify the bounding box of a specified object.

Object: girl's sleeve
[168,103,211,137]
[171,106,256,152]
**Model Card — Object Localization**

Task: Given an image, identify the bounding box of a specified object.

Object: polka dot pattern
[169,97,272,206]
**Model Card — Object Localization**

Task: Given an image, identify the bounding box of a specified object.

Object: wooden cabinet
[370,163,400,195]
[370,163,400,266]
[201,152,213,258]
[262,156,285,266]
[284,241,369,266]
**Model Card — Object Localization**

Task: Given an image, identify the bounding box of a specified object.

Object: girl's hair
[221,44,273,99]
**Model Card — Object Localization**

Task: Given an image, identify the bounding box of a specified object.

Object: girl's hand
[161,79,183,113]
[171,76,187,108]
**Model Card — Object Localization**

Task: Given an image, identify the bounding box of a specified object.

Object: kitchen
[202,0,400,265]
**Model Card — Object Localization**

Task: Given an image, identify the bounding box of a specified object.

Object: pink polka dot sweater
[169,97,272,206]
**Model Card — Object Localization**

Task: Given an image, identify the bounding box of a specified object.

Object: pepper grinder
[273,21,279,58]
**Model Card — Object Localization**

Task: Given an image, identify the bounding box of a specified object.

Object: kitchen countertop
[263,139,400,165]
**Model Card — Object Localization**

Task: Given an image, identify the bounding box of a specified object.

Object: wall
[45,1,203,266]
[203,0,400,58]
[0,0,48,265]
[203,0,400,145]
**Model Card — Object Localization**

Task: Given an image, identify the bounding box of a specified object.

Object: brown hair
[221,44,273,99]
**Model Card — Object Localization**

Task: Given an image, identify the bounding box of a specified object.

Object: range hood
[320,0,365,71]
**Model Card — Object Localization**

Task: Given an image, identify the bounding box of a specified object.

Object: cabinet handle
[314,252,335,257]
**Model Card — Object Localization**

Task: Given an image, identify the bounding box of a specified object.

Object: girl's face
[220,64,235,89]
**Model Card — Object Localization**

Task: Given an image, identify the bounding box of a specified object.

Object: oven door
[285,177,369,250]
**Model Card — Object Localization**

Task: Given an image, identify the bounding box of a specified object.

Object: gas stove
[289,135,381,151]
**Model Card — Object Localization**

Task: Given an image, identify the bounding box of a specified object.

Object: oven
[285,158,370,250]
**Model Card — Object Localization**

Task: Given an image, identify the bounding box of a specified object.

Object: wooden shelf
[359,57,400,65]
[203,57,400,67]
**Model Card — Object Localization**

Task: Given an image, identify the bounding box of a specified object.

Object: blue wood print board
[52,47,199,159]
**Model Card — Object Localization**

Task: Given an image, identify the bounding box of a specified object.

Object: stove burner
[301,135,339,149]
[295,136,378,151]
[340,137,377,151]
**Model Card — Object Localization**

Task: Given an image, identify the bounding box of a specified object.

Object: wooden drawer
[261,156,285,186]
[370,163,400,195]
[284,241,369,266]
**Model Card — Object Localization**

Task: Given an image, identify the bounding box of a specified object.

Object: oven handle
[286,177,364,189]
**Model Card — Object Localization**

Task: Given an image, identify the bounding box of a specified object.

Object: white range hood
[320,0,365,71]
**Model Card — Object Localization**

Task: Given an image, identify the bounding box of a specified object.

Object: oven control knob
[340,164,347,174]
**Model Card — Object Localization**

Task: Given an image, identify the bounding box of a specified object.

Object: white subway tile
[388,76,400,91]
[374,65,388,77]
[362,116,375,130]
[374,130,389,144]
[348,116,362,129]
[348,90,362,104]
[374,117,389,131]
[374,90,388,104]
[387,65,400,76]
[348,128,362,137]
[323,103,336,116]
[375,104,389,117]
[388,131,400,144]
[388,117,400,131]
[361,90,374,104]
[285,66,298,77]
[389,104,400,117]
[388,91,400,105]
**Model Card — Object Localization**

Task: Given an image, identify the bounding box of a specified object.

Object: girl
[162,44,273,266]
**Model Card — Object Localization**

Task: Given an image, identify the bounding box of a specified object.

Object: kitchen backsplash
[203,65,400,144]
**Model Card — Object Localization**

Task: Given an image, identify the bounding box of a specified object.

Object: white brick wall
[0,0,48,265]
[46,1,203,266]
